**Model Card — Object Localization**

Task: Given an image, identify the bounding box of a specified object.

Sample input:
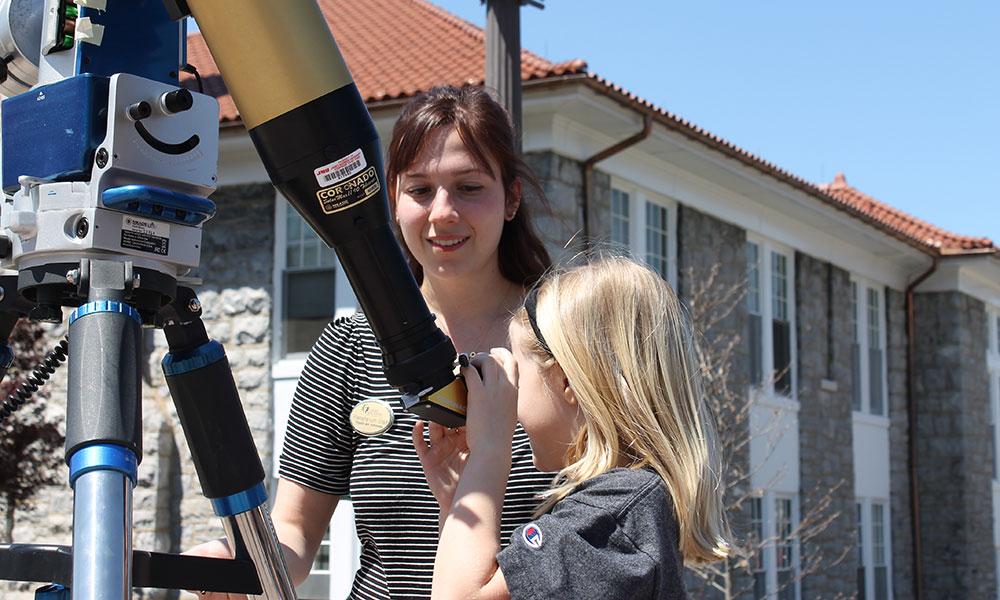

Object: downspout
[581,113,653,246]
[905,256,938,600]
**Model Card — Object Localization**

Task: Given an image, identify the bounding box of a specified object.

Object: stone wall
[886,288,914,599]
[913,291,994,599]
[523,151,610,260]
[675,205,751,598]
[1,184,276,599]
[794,253,857,598]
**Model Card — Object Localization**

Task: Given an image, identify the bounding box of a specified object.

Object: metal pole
[222,509,297,599]
[485,0,523,150]
[71,470,132,599]
[66,260,144,600]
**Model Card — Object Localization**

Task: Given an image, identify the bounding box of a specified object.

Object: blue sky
[429,0,999,244]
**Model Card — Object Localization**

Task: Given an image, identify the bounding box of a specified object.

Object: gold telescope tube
[185,0,353,129]
[185,0,466,427]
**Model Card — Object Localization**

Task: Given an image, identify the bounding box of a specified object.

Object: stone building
[3,1,999,599]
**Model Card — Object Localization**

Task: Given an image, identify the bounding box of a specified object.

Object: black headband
[523,286,552,356]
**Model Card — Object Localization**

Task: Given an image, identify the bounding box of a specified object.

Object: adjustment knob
[127,101,152,121]
[160,88,194,114]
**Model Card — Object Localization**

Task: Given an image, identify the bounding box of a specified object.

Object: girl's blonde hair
[515,255,730,565]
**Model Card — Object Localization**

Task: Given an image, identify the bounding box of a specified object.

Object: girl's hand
[463,348,518,457]
[181,539,247,599]
[412,420,469,510]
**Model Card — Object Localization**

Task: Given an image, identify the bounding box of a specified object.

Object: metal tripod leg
[65,260,144,600]
[161,288,296,599]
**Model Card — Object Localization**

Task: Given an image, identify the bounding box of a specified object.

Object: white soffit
[918,256,1000,306]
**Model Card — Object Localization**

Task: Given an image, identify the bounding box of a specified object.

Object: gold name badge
[349,399,395,437]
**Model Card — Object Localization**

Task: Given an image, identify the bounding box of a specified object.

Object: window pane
[872,504,886,566]
[867,287,881,349]
[874,566,888,600]
[611,189,630,246]
[747,242,761,314]
[869,348,884,415]
[284,269,336,354]
[286,241,301,269]
[850,282,859,343]
[856,503,865,565]
[777,570,795,600]
[773,319,792,395]
[771,252,792,395]
[776,498,793,569]
[313,543,330,571]
[750,497,765,572]
[852,342,863,411]
[754,573,768,600]
[645,202,669,280]
[287,209,303,239]
[749,314,763,385]
[771,252,788,321]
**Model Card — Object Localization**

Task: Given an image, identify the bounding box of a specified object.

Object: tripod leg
[65,261,144,600]
[160,290,295,598]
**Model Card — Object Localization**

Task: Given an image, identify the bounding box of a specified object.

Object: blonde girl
[413,255,731,600]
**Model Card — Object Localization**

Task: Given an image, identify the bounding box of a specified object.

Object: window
[607,181,676,287]
[857,499,892,600]
[857,503,866,600]
[751,493,800,600]
[775,497,796,600]
[867,288,884,415]
[645,201,669,280]
[312,525,332,574]
[772,253,792,396]
[751,497,767,599]
[746,237,796,398]
[872,504,888,600]
[747,242,763,385]
[611,188,630,246]
[851,279,887,416]
[282,208,337,356]
[851,282,862,411]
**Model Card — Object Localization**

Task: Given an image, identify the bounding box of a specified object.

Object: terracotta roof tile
[183,0,995,257]
[818,173,994,253]
[182,0,587,119]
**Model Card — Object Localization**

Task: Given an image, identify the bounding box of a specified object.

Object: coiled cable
[0,338,69,425]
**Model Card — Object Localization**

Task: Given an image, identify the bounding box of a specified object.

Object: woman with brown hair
[191,85,554,599]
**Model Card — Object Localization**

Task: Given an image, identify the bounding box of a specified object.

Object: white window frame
[850,277,889,418]
[746,234,798,402]
[751,492,802,600]
[272,196,357,363]
[608,179,677,289]
[856,498,894,600]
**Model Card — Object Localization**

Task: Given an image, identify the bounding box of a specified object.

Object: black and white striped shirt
[279,313,553,599]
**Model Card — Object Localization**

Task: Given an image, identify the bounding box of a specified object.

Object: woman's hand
[413,420,469,510]
[181,539,246,600]
[464,348,518,457]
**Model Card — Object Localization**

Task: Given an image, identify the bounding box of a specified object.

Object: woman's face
[395,125,517,282]
[509,321,582,472]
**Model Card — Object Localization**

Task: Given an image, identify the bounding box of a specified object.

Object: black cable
[0,338,69,425]
[181,63,203,94]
